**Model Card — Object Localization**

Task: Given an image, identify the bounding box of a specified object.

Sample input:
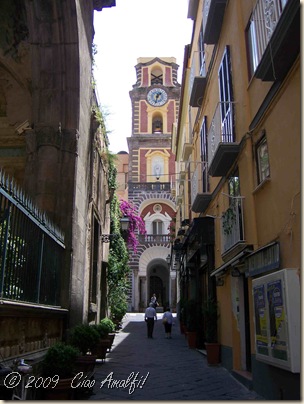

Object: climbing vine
[119,199,146,253]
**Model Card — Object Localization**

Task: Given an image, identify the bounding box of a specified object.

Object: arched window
[152,113,163,133]
[152,219,163,235]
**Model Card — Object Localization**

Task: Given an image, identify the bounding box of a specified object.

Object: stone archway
[135,246,171,310]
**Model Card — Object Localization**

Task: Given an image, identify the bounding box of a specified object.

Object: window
[218,46,234,142]
[200,116,209,193]
[256,136,270,183]
[246,0,287,79]
[152,220,163,235]
[228,171,240,197]
[199,31,206,76]
[151,67,163,85]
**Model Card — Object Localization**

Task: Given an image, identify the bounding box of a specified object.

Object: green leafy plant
[68,324,100,355]
[41,343,80,379]
[222,206,236,235]
[184,299,198,332]
[99,318,115,333]
[202,298,219,343]
[107,158,130,326]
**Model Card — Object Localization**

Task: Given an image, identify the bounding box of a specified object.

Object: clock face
[147,88,168,106]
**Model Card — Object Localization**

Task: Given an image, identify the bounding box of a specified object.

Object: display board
[252,268,300,373]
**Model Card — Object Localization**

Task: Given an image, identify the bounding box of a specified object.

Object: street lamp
[100,216,130,243]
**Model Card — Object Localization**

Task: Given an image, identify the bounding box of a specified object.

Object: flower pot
[108,332,116,349]
[205,342,221,365]
[42,378,74,400]
[187,331,197,349]
[75,355,97,373]
[180,321,185,334]
[91,340,110,361]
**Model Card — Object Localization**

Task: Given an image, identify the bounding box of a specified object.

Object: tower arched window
[152,113,163,133]
[151,67,163,85]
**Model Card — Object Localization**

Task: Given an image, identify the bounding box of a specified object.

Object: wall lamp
[101,216,130,243]
[166,254,171,265]
[216,277,224,286]
[231,268,241,277]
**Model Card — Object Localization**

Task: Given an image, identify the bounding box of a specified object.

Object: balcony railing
[0,170,65,306]
[191,162,212,213]
[252,0,299,81]
[138,234,171,245]
[202,0,227,44]
[221,196,245,255]
[207,102,240,177]
[250,0,287,72]
[128,182,171,192]
[189,50,207,107]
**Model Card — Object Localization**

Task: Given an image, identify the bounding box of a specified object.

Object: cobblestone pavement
[87,313,265,401]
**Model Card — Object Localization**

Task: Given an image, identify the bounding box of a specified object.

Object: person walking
[150,293,158,309]
[145,302,157,338]
[162,307,174,339]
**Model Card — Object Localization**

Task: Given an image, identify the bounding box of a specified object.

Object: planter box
[205,342,221,365]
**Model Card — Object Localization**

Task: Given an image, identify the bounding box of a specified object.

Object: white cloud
[93,0,193,153]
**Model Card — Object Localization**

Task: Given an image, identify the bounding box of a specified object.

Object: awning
[210,249,251,277]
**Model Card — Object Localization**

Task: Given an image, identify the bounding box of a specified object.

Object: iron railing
[191,161,210,203]
[0,170,65,306]
[207,101,235,166]
[250,0,287,72]
[221,196,245,254]
[128,182,171,192]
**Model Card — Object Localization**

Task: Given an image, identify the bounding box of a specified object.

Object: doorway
[149,276,164,306]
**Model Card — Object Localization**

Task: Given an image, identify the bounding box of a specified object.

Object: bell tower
[127,57,181,311]
[128,57,180,184]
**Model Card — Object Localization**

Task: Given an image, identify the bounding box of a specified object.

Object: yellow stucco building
[173,0,300,399]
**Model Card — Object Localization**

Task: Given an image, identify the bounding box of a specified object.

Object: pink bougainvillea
[119,199,146,253]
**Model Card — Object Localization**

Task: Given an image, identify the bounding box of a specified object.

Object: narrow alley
[87,313,264,400]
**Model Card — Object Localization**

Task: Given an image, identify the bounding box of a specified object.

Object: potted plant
[91,318,116,361]
[184,299,198,349]
[39,342,80,399]
[68,324,99,373]
[202,298,220,365]
[69,323,100,356]
[178,298,186,334]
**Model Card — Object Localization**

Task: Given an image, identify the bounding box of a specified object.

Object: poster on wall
[252,269,300,372]
[253,284,268,356]
[266,279,288,361]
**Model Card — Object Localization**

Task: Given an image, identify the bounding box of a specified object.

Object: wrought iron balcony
[252,0,299,81]
[128,182,171,192]
[191,162,212,213]
[221,197,245,256]
[189,51,207,108]
[207,102,240,177]
[202,0,227,44]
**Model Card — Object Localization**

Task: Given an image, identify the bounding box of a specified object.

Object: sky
[93,0,193,154]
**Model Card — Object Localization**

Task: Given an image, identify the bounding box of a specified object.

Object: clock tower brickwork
[127,57,181,311]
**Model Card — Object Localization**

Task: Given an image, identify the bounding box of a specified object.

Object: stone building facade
[0,0,115,363]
